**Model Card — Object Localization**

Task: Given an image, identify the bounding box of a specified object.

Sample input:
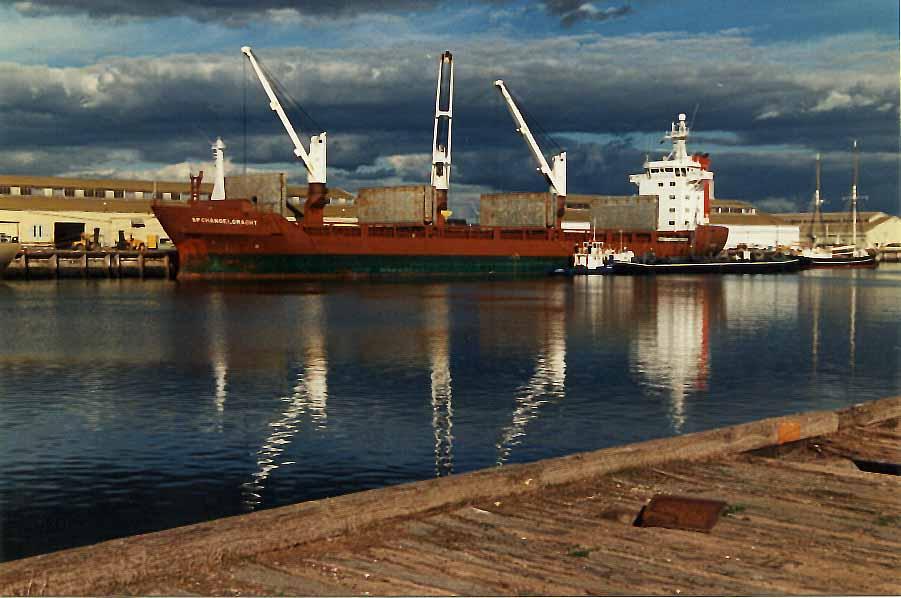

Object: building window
[105,190,115,199]
[658,182,664,187]
[669,181,676,186]
[64,187,76,197]
[0,186,9,194]
[33,225,43,239]
[669,207,676,213]
[684,220,689,225]
[114,190,124,198]
[162,192,172,200]
[669,195,676,200]
[668,220,676,226]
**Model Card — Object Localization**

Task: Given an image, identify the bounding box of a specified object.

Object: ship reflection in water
[629,279,716,434]
[1,268,899,563]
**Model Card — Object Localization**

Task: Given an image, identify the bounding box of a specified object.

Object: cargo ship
[153,49,727,280]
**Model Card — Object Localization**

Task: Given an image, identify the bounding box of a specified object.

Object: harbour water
[1,267,900,562]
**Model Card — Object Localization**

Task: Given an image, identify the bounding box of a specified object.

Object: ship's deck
[1,397,898,596]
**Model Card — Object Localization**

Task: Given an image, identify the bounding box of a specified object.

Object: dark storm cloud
[543,1,632,27]
[5,0,440,24]
[7,0,633,28]
[0,31,896,213]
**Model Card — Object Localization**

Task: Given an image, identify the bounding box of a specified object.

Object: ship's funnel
[211,137,226,201]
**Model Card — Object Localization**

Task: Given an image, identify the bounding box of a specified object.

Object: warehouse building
[709,199,799,249]
[774,211,901,248]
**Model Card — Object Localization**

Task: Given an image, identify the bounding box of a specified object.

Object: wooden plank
[836,396,901,428]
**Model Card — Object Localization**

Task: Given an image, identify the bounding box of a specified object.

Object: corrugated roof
[709,212,791,226]
[0,174,353,200]
[711,198,755,209]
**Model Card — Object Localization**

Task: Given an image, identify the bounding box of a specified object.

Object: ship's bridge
[629,113,714,233]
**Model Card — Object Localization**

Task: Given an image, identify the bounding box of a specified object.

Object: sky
[0,0,898,220]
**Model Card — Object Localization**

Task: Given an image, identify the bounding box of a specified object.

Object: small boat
[553,240,635,275]
[0,234,21,274]
[612,253,802,275]
[798,245,877,268]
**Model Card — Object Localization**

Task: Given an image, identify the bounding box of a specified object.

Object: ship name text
[192,217,258,226]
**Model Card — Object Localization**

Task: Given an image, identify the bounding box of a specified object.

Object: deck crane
[241,46,328,227]
[430,51,454,227]
[494,80,566,229]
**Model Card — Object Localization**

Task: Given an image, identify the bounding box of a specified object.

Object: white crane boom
[430,51,454,192]
[493,79,565,197]
[241,46,326,184]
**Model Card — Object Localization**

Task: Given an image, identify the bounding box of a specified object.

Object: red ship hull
[152,200,728,279]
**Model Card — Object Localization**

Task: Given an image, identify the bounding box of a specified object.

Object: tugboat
[799,142,877,268]
[560,239,634,275]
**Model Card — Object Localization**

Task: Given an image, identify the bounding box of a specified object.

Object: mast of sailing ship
[809,152,823,246]
[851,140,859,247]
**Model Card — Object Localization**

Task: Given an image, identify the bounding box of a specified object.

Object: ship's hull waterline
[153,200,728,280]
[798,255,878,269]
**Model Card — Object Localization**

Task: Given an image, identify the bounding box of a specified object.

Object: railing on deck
[303,223,584,242]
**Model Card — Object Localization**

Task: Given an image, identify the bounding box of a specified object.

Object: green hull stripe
[184,253,569,276]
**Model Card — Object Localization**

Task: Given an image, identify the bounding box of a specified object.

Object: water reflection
[630,280,714,433]
[496,284,567,465]
[426,287,454,476]
[208,292,228,430]
[243,294,328,509]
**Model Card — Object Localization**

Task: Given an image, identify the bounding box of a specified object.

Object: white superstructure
[629,113,712,232]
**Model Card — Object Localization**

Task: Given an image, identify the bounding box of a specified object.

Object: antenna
[689,103,700,132]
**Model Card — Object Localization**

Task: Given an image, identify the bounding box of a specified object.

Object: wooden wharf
[1,396,898,596]
[3,248,175,279]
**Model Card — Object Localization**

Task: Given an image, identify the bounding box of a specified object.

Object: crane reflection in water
[242,293,328,510]
[425,286,454,477]
[496,283,567,465]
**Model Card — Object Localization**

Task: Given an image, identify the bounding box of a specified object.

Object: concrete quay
[0,397,898,596]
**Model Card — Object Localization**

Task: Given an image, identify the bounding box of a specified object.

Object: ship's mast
[430,51,454,228]
[665,114,689,160]
[494,79,566,228]
[851,140,859,247]
[241,46,328,226]
[810,152,822,245]
[211,137,226,201]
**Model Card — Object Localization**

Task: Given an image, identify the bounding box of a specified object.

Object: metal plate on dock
[635,495,726,532]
